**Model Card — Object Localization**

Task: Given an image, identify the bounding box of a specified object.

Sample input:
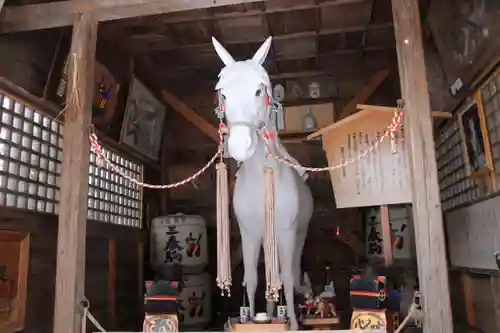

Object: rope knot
[262,129,274,141]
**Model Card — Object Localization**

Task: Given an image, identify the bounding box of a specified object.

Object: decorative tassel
[263,166,281,302]
[216,161,232,296]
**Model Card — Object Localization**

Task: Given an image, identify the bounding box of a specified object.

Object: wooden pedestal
[350,309,400,333]
[226,318,289,331]
[302,317,341,330]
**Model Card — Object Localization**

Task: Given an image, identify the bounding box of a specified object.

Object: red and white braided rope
[87,109,402,189]
[88,129,224,190]
[264,109,403,171]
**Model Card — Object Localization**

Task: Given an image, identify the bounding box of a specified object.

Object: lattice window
[0,92,143,228]
[435,121,479,212]
[0,94,62,214]
[87,148,143,227]
[481,70,500,171]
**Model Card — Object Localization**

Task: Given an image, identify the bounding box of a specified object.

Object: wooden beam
[53,12,97,333]
[160,89,219,143]
[338,69,391,119]
[0,0,267,33]
[392,1,453,333]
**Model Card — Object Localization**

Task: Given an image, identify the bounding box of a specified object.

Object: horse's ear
[252,36,272,65]
[212,37,235,66]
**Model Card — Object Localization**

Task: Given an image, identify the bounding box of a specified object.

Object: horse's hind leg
[241,233,261,318]
[278,229,298,330]
[293,229,307,290]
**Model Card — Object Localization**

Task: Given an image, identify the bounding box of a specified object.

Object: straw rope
[216,161,232,296]
[263,166,281,302]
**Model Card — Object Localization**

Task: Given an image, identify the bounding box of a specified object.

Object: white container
[178,273,212,329]
[151,213,208,275]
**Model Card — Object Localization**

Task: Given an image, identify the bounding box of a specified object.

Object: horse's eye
[255,89,262,97]
[221,94,226,100]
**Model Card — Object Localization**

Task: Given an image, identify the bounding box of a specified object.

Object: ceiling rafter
[0,0,269,33]
[107,0,370,28]
[127,22,393,54]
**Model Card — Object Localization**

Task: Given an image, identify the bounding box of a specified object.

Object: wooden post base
[226,318,289,331]
[302,317,341,330]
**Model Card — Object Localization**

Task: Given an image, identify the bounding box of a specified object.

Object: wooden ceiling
[97,0,399,97]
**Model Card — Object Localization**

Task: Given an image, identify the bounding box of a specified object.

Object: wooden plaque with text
[321,109,412,208]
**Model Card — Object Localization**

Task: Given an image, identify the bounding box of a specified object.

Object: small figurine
[313,296,337,318]
[297,272,316,317]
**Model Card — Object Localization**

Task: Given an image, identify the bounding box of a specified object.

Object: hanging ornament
[308,82,320,99]
[273,84,285,102]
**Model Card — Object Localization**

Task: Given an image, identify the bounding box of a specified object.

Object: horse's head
[212,36,273,162]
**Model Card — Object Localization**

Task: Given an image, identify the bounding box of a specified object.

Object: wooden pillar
[138,242,145,311]
[160,117,169,215]
[379,205,393,266]
[460,273,475,326]
[391,1,453,333]
[491,276,500,331]
[53,12,97,333]
[108,239,117,328]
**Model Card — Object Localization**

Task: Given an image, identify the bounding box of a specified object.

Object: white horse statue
[212,36,314,330]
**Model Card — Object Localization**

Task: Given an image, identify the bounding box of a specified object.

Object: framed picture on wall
[120,77,166,161]
[458,92,494,177]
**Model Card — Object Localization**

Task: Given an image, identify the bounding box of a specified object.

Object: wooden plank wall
[0,208,143,333]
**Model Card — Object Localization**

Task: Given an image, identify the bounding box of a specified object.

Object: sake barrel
[151,213,208,275]
[178,273,212,330]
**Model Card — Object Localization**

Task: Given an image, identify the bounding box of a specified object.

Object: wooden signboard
[320,109,411,208]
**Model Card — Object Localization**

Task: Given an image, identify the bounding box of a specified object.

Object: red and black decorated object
[349,275,388,309]
[144,280,183,315]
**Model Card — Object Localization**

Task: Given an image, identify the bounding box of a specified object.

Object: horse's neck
[241,134,282,174]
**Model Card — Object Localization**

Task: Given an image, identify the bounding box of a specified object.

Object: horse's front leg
[278,230,298,330]
[241,233,261,318]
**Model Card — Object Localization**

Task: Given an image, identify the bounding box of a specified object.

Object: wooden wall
[0,29,150,333]
[0,31,59,97]
[0,207,143,333]
[427,3,500,329]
